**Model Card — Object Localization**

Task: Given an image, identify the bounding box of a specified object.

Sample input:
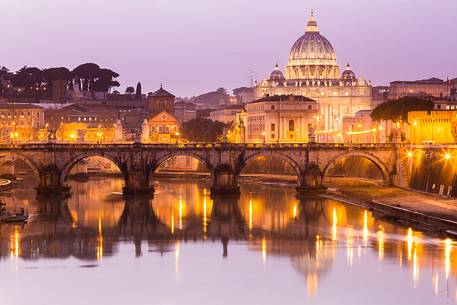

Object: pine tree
[135,82,142,100]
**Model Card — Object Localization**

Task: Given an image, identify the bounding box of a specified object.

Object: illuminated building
[209,105,244,124]
[0,103,45,142]
[143,111,180,143]
[44,104,119,142]
[236,95,319,143]
[342,110,390,143]
[254,12,373,135]
[407,110,457,144]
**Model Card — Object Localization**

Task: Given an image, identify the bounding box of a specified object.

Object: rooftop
[0,103,44,110]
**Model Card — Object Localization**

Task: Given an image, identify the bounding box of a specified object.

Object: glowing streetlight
[444,152,452,160]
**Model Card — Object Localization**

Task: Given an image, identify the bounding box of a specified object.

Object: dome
[288,13,337,67]
[342,63,356,81]
[270,63,285,81]
[285,12,340,81]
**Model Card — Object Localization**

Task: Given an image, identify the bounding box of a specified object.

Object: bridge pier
[123,169,154,197]
[210,165,240,195]
[36,165,71,198]
[296,164,327,198]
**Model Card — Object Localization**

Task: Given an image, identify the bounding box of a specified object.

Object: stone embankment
[325,185,457,237]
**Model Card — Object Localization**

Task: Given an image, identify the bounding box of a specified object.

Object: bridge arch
[0,152,40,177]
[59,153,126,186]
[237,151,302,183]
[152,152,215,176]
[322,151,391,184]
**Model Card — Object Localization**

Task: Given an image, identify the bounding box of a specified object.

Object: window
[271,134,275,139]
[271,105,275,110]
[289,120,294,131]
[308,105,312,110]
[271,123,275,132]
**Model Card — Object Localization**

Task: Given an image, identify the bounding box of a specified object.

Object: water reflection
[0,177,456,304]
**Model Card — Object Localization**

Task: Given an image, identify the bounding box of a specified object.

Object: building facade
[236,95,319,143]
[209,106,244,124]
[0,103,45,142]
[407,110,457,144]
[390,78,457,100]
[146,85,175,114]
[254,12,373,135]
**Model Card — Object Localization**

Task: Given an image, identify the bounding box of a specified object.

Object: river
[0,176,455,305]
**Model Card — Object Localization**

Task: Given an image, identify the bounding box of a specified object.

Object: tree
[125,86,135,94]
[193,87,230,105]
[93,68,120,92]
[181,118,228,142]
[371,96,434,122]
[135,82,142,100]
[72,63,100,91]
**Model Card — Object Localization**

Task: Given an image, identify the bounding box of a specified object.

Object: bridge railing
[0,142,404,150]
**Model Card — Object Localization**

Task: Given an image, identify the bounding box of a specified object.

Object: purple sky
[1,0,456,97]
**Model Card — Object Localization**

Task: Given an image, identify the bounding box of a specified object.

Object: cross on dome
[306,10,319,32]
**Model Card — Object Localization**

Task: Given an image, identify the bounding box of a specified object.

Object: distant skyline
[1,0,456,97]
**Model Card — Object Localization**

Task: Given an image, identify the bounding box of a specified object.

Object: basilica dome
[270,63,285,81]
[285,12,340,81]
[342,63,356,81]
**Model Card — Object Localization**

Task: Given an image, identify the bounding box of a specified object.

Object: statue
[77,129,86,142]
[141,119,150,143]
[308,126,316,143]
[47,128,57,143]
[114,119,123,143]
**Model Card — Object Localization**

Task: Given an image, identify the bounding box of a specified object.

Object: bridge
[0,142,417,198]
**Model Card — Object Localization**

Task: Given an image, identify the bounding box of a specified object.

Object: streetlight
[262,131,266,144]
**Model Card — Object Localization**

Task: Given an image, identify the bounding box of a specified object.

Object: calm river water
[0,177,456,305]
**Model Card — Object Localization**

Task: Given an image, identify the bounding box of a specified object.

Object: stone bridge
[0,142,414,198]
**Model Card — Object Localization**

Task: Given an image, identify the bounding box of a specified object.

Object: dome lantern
[285,11,340,81]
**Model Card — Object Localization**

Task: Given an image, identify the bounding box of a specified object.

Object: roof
[149,86,175,98]
[0,103,44,110]
[390,78,445,85]
[248,95,316,104]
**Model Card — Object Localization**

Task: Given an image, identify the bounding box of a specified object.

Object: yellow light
[413,120,417,127]
[379,125,383,131]
[445,238,452,279]
[407,228,413,261]
[378,228,384,260]
[407,151,413,159]
[445,152,452,160]
[262,238,267,263]
[69,133,76,139]
[363,210,368,244]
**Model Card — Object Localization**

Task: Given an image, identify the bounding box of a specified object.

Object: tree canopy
[181,118,227,142]
[125,86,135,94]
[370,96,434,121]
[193,87,229,105]
[135,82,142,100]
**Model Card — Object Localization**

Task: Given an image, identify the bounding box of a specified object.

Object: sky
[1,0,456,97]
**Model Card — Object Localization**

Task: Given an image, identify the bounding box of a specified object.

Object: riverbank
[325,184,457,237]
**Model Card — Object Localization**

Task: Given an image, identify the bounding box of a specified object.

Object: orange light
[407,151,413,158]
[445,152,452,160]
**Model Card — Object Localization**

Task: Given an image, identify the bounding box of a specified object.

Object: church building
[254,12,373,140]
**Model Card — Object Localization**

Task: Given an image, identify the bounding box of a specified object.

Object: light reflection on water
[0,177,456,305]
